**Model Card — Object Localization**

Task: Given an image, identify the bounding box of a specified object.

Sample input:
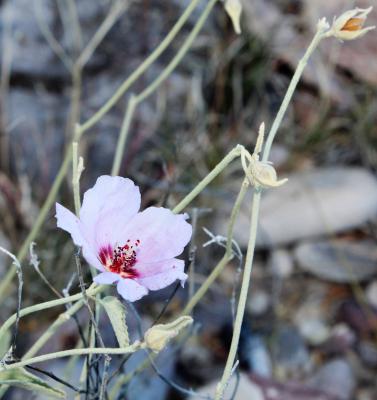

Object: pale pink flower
[56,176,192,302]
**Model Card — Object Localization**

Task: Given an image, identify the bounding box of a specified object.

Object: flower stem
[261,29,325,162]
[215,190,261,399]
[72,141,81,215]
[0,284,104,341]
[182,178,249,315]
[78,0,202,135]
[0,0,204,304]
[0,342,143,372]
[23,299,85,359]
[111,94,137,176]
[173,145,244,214]
[111,0,219,176]
[215,28,326,400]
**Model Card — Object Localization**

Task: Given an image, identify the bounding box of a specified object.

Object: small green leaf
[0,368,65,398]
[100,296,129,347]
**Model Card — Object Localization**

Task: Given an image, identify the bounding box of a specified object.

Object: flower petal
[56,203,104,271]
[94,272,120,284]
[124,207,192,263]
[117,279,148,302]
[55,203,85,246]
[80,176,141,247]
[137,259,187,291]
[82,246,104,271]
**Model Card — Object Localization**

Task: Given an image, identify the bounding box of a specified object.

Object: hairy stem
[1,342,143,372]
[111,0,218,175]
[215,27,327,400]
[0,284,104,341]
[173,145,244,214]
[79,0,202,134]
[182,178,249,315]
[0,0,202,303]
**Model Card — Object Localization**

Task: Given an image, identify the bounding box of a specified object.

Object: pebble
[357,341,377,369]
[365,280,377,309]
[247,289,270,316]
[307,358,355,400]
[239,321,272,378]
[190,373,265,400]
[268,248,294,279]
[294,239,377,283]
[217,168,377,248]
[321,324,356,355]
[272,325,311,379]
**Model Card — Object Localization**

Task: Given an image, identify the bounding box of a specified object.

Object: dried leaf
[100,296,129,347]
[0,368,65,398]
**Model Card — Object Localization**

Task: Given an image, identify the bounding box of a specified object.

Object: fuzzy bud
[224,0,242,34]
[144,316,193,353]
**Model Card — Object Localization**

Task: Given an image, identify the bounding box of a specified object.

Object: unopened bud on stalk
[224,0,242,34]
[328,7,375,40]
[144,316,193,353]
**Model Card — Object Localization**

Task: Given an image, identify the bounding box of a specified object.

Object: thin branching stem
[215,27,328,400]
[0,343,143,372]
[0,0,205,303]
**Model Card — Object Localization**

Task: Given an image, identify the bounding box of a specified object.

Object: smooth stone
[190,373,265,400]
[307,358,355,400]
[247,289,270,316]
[296,318,330,346]
[366,280,377,309]
[357,341,377,369]
[238,321,272,378]
[322,324,356,355]
[272,325,311,379]
[0,0,67,79]
[294,239,377,283]
[226,168,377,248]
[268,248,294,278]
[337,300,377,337]
[294,284,331,345]
[8,89,67,183]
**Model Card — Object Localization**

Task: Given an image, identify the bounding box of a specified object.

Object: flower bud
[253,161,288,188]
[329,7,375,40]
[144,316,193,353]
[224,0,242,34]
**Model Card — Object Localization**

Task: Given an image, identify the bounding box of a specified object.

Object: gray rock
[190,373,265,400]
[322,324,356,355]
[0,0,67,79]
[357,341,377,369]
[8,88,67,183]
[123,348,175,400]
[268,248,294,278]
[307,358,355,400]
[242,334,272,378]
[366,280,377,309]
[247,289,270,316]
[223,168,377,248]
[294,239,377,283]
[272,325,311,379]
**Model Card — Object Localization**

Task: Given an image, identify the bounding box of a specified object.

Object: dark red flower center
[98,239,140,278]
